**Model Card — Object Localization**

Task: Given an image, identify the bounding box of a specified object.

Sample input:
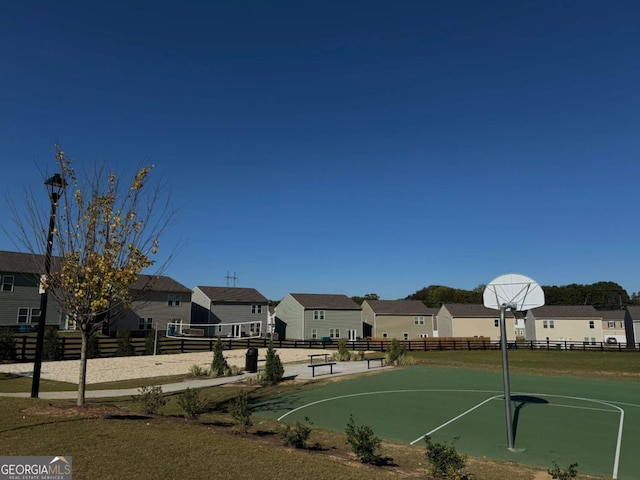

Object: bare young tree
[9,145,176,405]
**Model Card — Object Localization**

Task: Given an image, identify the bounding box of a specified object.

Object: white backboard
[483,273,545,312]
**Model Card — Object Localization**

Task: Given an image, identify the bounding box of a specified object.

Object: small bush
[144,330,156,355]
[87,331,100,358]
[189,364,208,377]
[176,388,205,419]
[211,338,230,377]
[424,435,468,479]
[43,327,63,361]
[0,328,16,361]
[229,391,253,434]
[136,385,167,414]
[386,338,405,365]
[279,417,313,449]
[335,338,351,361]
[263,341,284,382]
[548,462,578,480]
[116,330,135,357]
[345,414,383,465]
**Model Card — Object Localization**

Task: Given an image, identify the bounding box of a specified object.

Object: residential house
[106,274,192,335]
[599,310,627,344]
[362,299,438,339]
[275,293,362,341]
[0,250,63,330]
[436,303,518,341]
[525,305,604,344]
[624,306,640,346]
[191,286,268,338]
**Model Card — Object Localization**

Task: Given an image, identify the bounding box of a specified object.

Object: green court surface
[254,367,640,479]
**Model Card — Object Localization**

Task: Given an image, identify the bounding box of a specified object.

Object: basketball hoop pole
[500,303,515,450]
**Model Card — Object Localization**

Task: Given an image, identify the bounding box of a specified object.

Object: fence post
[61,337,66,359]
[181,339,184,353]
[21,336,27,361]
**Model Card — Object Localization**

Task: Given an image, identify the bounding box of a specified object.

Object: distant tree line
[349,282,640,311]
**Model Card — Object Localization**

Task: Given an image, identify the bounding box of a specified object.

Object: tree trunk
[77,330,89,406]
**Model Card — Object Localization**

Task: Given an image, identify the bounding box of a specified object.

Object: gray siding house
[107,274,192,335]
[191,286,268,337]
[362,299,437,339]
[624,306,640,346]
[275,293,362,341]
[0,251,63,330]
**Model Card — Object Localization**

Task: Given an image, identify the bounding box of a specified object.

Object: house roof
[365,299,435,315]
[626,306,640,319]
[441,303,508,317]
[131,274,191,293]
[599,310,626,321]
[529,305,600,318]
[290,293,360,310]
[0,250,59,274]
[197,286,268,303]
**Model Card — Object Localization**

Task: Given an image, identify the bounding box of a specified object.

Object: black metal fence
[6,334,640,362]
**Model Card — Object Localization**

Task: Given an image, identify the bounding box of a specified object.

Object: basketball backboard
[483,273,545,312]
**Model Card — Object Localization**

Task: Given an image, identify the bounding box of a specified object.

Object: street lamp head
[44,173,67,201]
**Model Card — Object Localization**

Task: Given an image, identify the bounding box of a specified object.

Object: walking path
[1,359,389,399]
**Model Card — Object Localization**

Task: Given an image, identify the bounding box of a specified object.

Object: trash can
[245,347,258,373]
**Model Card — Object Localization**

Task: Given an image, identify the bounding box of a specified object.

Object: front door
[348,329,357,341]
[231,325,240,338]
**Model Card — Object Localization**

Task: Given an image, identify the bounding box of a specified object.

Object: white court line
[409,395,501,445]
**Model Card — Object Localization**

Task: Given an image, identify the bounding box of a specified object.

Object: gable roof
[0,250,59,274]
[599,310,626,321]
[529,305,600,318]
[441,303,507,317]
[197,286,268,303]
[365,299,435,315]
[626,306,640,319]
[131,274,191,293]
[290,293,360,310]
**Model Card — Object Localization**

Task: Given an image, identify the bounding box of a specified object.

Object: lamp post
[31,173,66,398]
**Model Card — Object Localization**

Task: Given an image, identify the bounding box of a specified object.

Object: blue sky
[2,1,639,301]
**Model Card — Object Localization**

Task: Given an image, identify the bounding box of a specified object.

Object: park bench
[366,356,386,369]
[308,353,336,377]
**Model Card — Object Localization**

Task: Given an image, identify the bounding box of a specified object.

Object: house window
[251,304,262,314]
[311,329,317,339]
[313,310,325,320]
[250,323,260,335]
[382,332,388,338]
[168,294,181,307]
[589,320,595,329]
[414,316,424,325]
[139,318,153,330]
[608,321,616,328]
[543,320,548,329]
[494,319,499,327]
[330,328,340,338]
[549,320,555,329]
[418,333,429,338]
[403,332,409,340]
[2,275,14,292]
[17,308,39,324]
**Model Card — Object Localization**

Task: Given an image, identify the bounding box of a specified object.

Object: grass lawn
[1,349,635,479]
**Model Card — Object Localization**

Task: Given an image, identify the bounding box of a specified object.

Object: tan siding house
[525,305,604,343]
[362,299,437,339]
[599,310,626,343]
[436,304,515,340]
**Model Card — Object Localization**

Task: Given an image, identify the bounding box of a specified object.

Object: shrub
[43,327,63,361]
[386,338,405,365]
[211,338,230,377]
[116,330,135,357]
[345,414,382,465]
[87,331,100,358]
[0,328,16,361]
[335,338,351,361]
[229,391,253,434]
[136,385,167,414]
[424,435,468,479]
[279,417,313,449]
[144,330,156,355]
[176,388,205,419]
[548,462,578,480]
[189,364,208,377]
[263,341,284,382]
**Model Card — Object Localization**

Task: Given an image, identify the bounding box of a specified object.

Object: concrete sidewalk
[1,360,390,399]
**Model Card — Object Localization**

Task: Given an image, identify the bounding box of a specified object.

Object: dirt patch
[23,403,122,418]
